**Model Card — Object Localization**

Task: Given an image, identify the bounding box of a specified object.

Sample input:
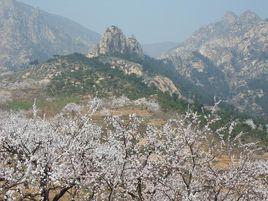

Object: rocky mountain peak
[223,11,238,24]
[99,26,128,55]
[126,36,144,58]
[106,26,123,35]
[239,10,261,23]
[88,26,144,59]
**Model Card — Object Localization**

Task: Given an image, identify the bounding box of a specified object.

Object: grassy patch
[36,96,81,116]
[5,96,80,116]
[7,100,33,111]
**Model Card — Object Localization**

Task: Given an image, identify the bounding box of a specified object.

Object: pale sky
[19,0,268,44]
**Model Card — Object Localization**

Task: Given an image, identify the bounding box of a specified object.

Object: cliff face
[162,11,268,116]
[99,26,128,55]
[88,26,144,59]
[0,0,100,70]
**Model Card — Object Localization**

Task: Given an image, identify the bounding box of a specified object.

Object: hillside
[162,11,268,117]
[1,53,267,143]
[0,0,100,70]
[0,53,189,114]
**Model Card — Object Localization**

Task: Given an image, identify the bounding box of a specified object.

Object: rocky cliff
[88,26,144,59]
[0,0,100,70]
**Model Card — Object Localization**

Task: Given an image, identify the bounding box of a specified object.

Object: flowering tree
[0,99,267,200]
[0,98,102,200]
[93,111,268,201]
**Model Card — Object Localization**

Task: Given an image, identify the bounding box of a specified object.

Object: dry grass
[213,155,232,169]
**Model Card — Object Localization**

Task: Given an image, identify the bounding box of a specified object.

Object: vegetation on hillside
[46,54,191,113]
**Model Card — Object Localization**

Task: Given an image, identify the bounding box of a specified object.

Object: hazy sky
[19,0,268,44]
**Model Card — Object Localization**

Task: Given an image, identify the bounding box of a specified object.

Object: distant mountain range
[0,0,100,70]
[163,11,268,117]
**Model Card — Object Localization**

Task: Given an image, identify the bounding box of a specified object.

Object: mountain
[0,0,100,70]
[87,26,214,103]
[0,26,185,114]
[162,11,268,117]
[1,25,267,143]
[142,42,178,58]
[88,26,144,59]
[0,53,187,116]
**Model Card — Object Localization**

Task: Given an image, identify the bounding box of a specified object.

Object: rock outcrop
[99,57,143,76]
[0,0,100,70]
[150,75,181,96]
[88,26,144,59]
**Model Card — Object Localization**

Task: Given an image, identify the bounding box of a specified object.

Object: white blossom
[0,100,267,200]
